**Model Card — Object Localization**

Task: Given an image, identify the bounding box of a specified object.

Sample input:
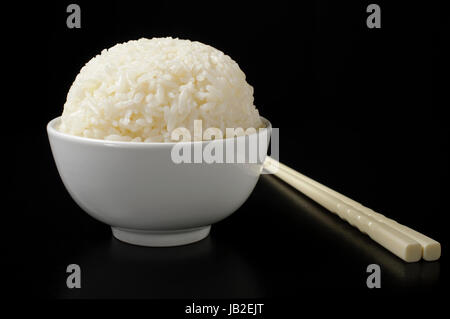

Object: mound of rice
[59,37,262,142]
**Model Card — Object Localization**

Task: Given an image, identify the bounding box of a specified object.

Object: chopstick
[263,156,441,262]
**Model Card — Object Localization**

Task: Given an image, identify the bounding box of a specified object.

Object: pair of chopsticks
[263,156,441,262]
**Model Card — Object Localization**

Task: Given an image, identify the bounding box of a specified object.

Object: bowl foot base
[111,226,211,247]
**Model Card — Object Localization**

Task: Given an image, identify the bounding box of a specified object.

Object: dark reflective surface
[262,175,441,290]
[8,174,440,299]
[56,235,263,299]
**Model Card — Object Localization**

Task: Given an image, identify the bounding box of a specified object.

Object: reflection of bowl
[47,117,271,247]
[57,236,264,298]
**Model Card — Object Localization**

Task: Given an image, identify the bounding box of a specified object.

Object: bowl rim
[47,116,271,147]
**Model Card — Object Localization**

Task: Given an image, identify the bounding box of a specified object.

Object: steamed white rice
[59,37,262,142]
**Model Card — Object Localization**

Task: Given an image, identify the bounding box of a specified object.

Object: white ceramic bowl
[47,117,271,247]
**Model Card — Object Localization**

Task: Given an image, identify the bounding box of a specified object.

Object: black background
[4,0,447,312]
